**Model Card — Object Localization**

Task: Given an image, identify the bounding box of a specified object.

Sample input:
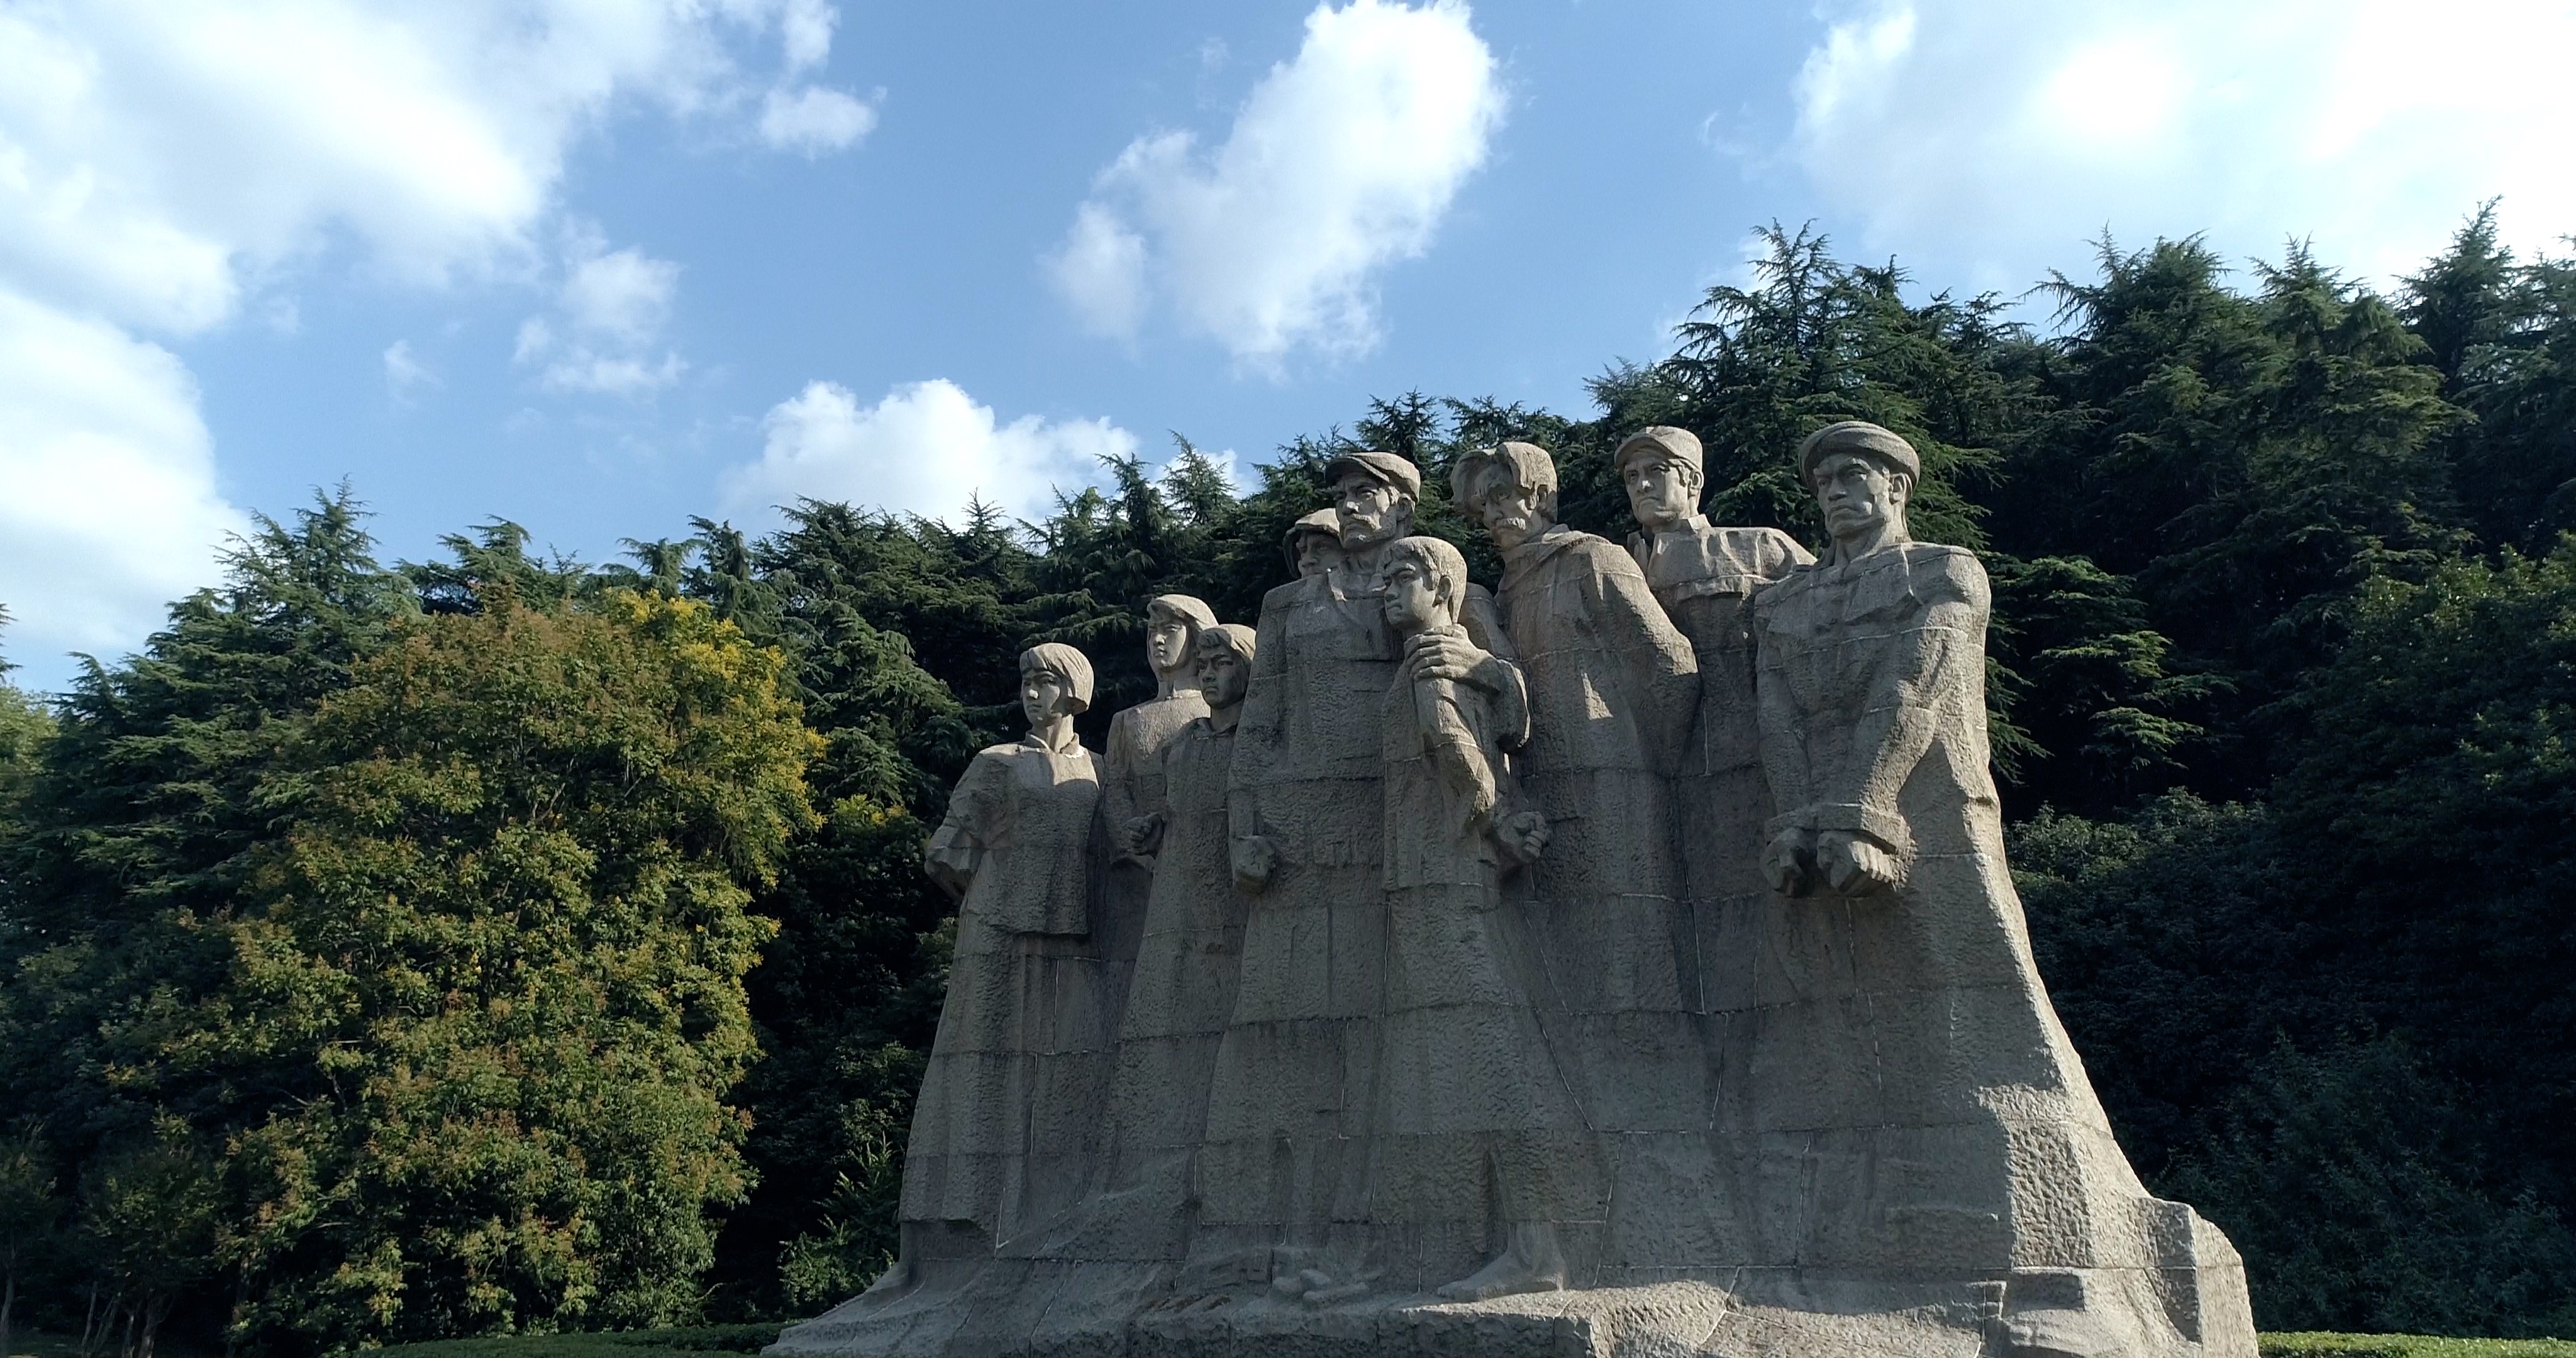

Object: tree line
[4,206,2574,1352]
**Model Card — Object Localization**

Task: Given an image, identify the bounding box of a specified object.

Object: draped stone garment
[1369,638,1594,1291]
[1736,543,2246,1351]
[903,736,1108,1255]
[1197,568,1398,1251]
[1062,717,1247,1261]
[1489,526,1719,1267]
[1102,690,1210,865]
[1629,518,1812,907]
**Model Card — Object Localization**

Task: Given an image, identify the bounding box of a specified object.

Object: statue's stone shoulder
[1754,542,1987,628]
[1563,528,1648,578]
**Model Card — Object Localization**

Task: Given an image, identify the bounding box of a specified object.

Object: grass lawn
[2262,1339,2576,1357]
[3,1326,784,1358]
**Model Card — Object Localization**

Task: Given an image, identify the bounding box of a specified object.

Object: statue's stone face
[1196,645,1250,709]
[1623,455,1701,531]
[1020,668,1073,728]
[1381,556,1443,633]
[1293,532,1340,578]
[1335,472,1406,548]
[1146,614,1194,676]
[1471,470,1550,549]
[1812,451,1904,543]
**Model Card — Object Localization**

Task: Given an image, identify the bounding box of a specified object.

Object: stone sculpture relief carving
[1367,534,1585,1303]
[1618,425,1814,907]
[779,429,2258,1358]
[891,643,1106,1285]
[1451,440,1714,1254]
[1054,623,1258,1264]
[1106,595,1217,866]
[1197,450,1419,1281]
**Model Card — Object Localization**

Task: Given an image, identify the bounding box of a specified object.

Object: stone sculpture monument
[1618,425,1813,908]
[891,643,1106,1282]
[779,426,2257,1358]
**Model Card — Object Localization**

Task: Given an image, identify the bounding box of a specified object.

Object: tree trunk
[136,1293,168,1358]
[4,1266,18,1358]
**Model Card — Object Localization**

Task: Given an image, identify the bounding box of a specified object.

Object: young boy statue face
[1196,643,1250,710]
[1381,554,1447,635]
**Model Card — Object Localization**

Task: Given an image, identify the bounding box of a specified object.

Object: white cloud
[1046,0,1504,368]
[561,239,680,344]
[514,229,687,394]
[0,1,870,681]
[1045,203,1148,338]
[0,287,248,678]
[760,85,878,155]
[382,339,438,400]
[726,379,1142,525]
[780,0,837,72]
[1787,0,2576,290]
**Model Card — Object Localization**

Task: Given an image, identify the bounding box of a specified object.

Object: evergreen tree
[0,492,404,1174]
[2441,241,2576,554]
[198,588,814,1349]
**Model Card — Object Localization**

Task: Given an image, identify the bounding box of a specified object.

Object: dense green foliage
[4,208,2576,1348]
[2260,1338,2576,1358]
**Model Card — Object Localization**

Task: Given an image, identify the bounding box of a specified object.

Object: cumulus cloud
[0,288,248,673]
[513,229,688,395]
[761,86,878,154]
[1787,0,2576,289]
[726,379,1143,526]
[0,1,872,680]
[1046,0,1503,367]
[382,339,438,400]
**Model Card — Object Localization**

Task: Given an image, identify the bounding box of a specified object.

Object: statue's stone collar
[1019,727,1087,758]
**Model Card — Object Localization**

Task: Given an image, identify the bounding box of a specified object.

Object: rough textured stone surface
[781,432,2257,1358]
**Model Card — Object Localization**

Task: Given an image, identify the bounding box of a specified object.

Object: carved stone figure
[891,643,1108,1285]
[1059,623,1258,1262]
[1616,425,1812,907]
[1107,595,1218,866]
[1283,508,1342,579]
[776,428,2258,1358]
[1196,450,1419,1276]
[1450,441,1708,1252]
[1736,421,2253,1356]
[1367,535,1587,1303]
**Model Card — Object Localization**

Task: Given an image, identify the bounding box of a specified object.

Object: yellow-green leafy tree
[169,588,815,1350]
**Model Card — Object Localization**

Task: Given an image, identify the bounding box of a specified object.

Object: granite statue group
[774,422,2258,1358]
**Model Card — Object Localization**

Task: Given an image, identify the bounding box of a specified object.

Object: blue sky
[5,0,2573,690]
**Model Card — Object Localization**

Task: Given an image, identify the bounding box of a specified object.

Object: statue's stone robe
[904,734,1109,1259]
[1491,526,1709,1261]
[1370,632,1589,1289]
[1735,543,2252,1354]
[1102,690,1209,865]
[1629,517,1811,905]
[1091,688,1213,1122]
[1061,715,1248,1261]
[1198,567,1399,1252]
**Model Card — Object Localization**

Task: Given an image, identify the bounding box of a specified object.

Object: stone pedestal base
[771,1248,2255,1358]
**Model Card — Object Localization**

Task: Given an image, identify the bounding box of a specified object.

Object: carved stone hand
[1231,833,1278,892]
[1496,810,1550,866]
[1119,813,1167,858]
[1404,631,1494,688]
[1814,829,1900,896]
[1762,827,1814,898]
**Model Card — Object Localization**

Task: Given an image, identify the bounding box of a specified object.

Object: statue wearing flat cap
[1196,448,1516,1284]
[1615,425,1813,905]
[1730,421,2247,1356]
